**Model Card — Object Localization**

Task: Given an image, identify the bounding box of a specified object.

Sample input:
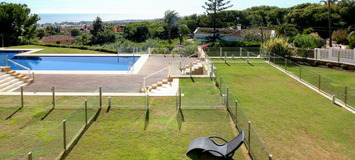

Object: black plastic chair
[186,130,245,159]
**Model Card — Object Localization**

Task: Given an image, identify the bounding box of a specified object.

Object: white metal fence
[314,48,355,64]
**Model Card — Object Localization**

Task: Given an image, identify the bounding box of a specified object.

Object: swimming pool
[0,51,140,71]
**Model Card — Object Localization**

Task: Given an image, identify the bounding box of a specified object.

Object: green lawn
[0,95,97,159]
[302,66,355,88]
[66,80,247,160]
[7,45,107,54]
[214,59,355,160]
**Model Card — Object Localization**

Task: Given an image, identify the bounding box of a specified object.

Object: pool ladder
[128,61,134,73]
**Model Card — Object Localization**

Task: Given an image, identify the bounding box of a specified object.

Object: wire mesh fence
[180,86,223,107]
[21,88,101,160]
[266,50,355,109]
[206,47,261,58]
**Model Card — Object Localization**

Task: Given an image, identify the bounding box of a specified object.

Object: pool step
[182,60,205,75]
[0,66,11,72]
[0,69,29,92]
[149,78,180,96]
[141,77,174,93]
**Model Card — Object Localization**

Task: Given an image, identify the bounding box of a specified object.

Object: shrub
[208,41,261,47]
[348,32,355,49]
[262,38,293,57]
[182,44,197,56]
[326,63,333,68]
[341,64,348,70]
[332,29,349,44]
[293,33,322,49]
[313,60,320,66]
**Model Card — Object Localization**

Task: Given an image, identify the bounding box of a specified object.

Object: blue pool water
[0,51,139,71]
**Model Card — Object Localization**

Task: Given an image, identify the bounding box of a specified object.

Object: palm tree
[275,21,298,37]
[321,0,338,47]
[163,10,179,44]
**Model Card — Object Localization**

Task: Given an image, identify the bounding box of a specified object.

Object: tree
[163,10,179,44]
[202,0,233,42]
[70,29,82,37]
[90,17,116,44]
[74,33,92,45]
[275,21,298,37]
[0,2,40,46]
[91,17,104,37]
[321,0,338,47]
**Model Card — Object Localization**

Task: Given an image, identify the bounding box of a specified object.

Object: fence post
[318,75,321,91]
[268,51,271,62]
[63,120,67,151]
[273,53,275,63]
[21,86,24,108]
[285,58,287,71]
[314,48,317,60]
[247,52,250,63]
[226,87,229,107]
[189,62,192,77]
[99,87,102,108]
[145,90,149,109]
[6,55,8,66]
[179,87,182,109]
[220,47,222,59]
[235,100,238,123]
[210,63,214,79]
[168,62,171,76]
[269,154,273,160]
[338,51,340,63]
[27,152,32,160]
[52,86,55,109]
[240,47,242,58]
[107,97,111,113]
[220,76,222,96]
[224,52,227,63]
[32,72,35,82]
[299,66,302,80]
[85,100,88,125]
[344,86,348,106]
[248,121,251,154]
[332,95,336,104]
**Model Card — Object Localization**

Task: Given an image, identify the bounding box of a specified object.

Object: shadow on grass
[187,150,235,160]
[144,109,149,130]
[247,63,254,66]
[41,107,54,120]
[176,108,185,131]
[5,106,23,120]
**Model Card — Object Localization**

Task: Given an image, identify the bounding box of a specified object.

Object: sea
[37,13,153,24]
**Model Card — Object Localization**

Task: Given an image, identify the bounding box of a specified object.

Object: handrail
[143,67,168,91]
[7,59,30,70]
[7,58,33,80]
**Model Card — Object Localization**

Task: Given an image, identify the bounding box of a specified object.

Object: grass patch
[214,59,355,159]
[303,66,355,88]
[7,45,107,54]
[66,90,246,159]
[0,95,98,159]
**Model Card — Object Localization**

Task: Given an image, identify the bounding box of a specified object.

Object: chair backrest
[226,130,245,155]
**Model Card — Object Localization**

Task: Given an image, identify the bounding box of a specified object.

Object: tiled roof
[40,35,75,42]
[194,27,243,38]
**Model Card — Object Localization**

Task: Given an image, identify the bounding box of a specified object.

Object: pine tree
[202,0,233,42]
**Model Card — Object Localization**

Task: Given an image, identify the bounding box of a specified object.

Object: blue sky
[4,0,322,19]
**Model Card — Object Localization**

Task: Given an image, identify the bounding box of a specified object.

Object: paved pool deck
[16,54,197,93]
